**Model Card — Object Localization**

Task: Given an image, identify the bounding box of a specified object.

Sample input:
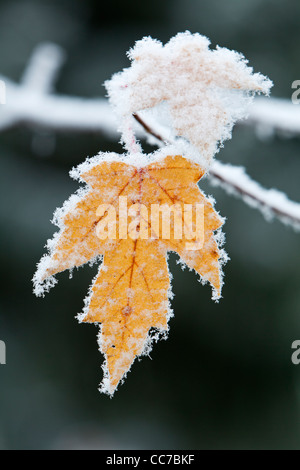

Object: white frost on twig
[246,96,300,137]
[209,162,300,231]
[21,43,66,95]
[0,42,118,135]
[0,76,117,134]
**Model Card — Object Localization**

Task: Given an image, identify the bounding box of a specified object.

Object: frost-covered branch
[246,97,300,138]
[1,42,300,230]
[210,161,300,230]
[133,113,300,231]
[0,76,116,134]
[0,43,117,135]
[1,42,300,138]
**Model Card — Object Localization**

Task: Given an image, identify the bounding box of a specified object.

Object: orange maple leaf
[33,151,225,395]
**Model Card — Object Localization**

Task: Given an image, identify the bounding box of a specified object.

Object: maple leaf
[33,149,225,395]
[106,31,272,164]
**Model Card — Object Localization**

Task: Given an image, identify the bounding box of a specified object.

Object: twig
[133,113,167,143]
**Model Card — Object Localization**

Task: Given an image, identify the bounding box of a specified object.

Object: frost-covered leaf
[33,148,226,395]
[106,31,272,164]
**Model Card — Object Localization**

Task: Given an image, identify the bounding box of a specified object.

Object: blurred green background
[1,0,300,450]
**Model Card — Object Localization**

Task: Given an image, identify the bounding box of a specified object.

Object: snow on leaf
[33,149,225,395]
[106,31,272,164]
